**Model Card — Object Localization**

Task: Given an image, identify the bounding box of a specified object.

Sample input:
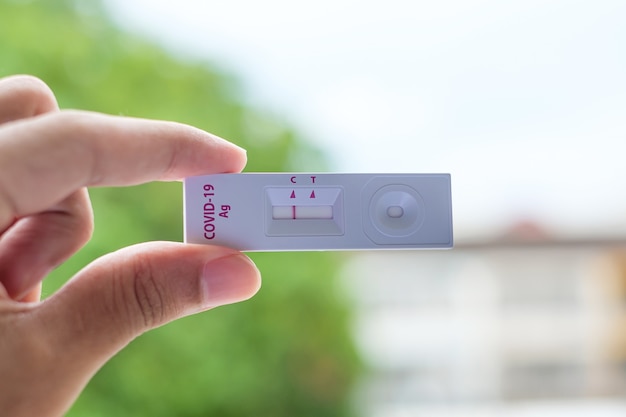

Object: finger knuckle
[129,256,168,330]
[5,75,57,115]
[68,190,94,245]
[6,74,47,92]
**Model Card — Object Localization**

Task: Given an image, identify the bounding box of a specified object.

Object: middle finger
[0,75,58,125]
[0,189,93,301]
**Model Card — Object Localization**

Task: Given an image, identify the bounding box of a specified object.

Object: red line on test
[292,205,296,219]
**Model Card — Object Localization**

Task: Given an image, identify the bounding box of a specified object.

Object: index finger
[0,110,247,229]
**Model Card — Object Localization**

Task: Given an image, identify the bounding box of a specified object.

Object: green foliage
[0,0,360,415]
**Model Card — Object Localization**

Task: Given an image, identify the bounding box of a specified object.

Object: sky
[105,0,626,242]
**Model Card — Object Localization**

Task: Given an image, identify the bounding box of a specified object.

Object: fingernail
[201,254,261,309]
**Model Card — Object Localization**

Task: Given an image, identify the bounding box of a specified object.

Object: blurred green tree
[0,0,361,416]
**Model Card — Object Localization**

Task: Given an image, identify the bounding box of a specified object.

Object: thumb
[32,242,260,389]
[3,243,260,417]
[40,242,261,358]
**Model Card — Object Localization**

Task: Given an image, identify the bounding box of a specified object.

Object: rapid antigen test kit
[184,173,453,251]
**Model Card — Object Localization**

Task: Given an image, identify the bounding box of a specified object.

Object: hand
[0,75,261,417]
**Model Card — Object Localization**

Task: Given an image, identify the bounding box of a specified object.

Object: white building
[343,227,626,416]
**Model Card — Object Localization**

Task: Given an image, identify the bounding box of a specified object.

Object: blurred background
[2,0,626,415]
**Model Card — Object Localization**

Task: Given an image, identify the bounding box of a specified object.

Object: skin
[0,75,262,417]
